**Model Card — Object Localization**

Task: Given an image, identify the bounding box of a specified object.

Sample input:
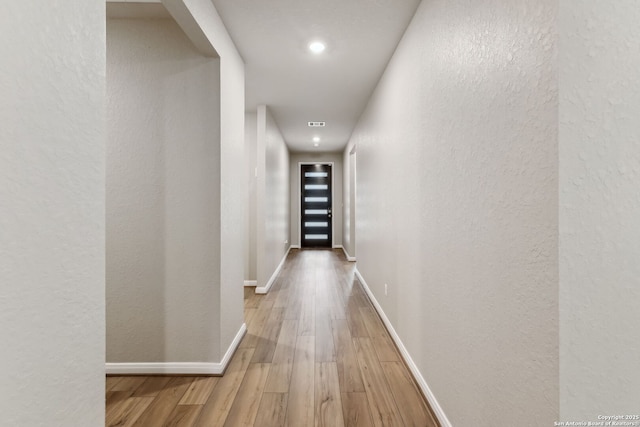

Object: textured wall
[184,0,247,349]
[0,1,105,425]
[560,0,640,419]
[107,19,222,362]
[256,106,290,287]
[349,0,558,425]
[290,153,344,247]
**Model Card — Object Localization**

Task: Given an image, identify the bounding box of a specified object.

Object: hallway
[105,249,437,426]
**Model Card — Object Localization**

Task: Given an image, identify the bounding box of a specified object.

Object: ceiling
[211,0,421,152]
[107,0,421,153]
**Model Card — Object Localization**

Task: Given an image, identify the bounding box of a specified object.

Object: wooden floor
[106,249,438,427]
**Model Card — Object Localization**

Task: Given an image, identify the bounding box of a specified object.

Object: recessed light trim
[309,41,326,54]
[314,143,319,147]
[313,136,320,143]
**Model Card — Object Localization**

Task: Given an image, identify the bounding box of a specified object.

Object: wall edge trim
[255,246,291,294]
[105,323,247,375]
[354,268,452,427]
[340,246,356,262]
[244,280,257,287]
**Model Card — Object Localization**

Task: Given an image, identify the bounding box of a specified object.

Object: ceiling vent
[308,121,326,127]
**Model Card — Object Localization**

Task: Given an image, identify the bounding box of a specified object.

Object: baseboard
[217,323,248,374]
[244,280,257,287]
[106,323,247,376]
[290,245,300,249]
[354,268,452,427]
[256,246,291,294]
[333,244,342,249]
[340,246,356,262]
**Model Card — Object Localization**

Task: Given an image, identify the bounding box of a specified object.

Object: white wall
[159,0,246,354]
[347,0,558,425]
[0,1,105,425]
[183,0,246,349]
[245,113,258,281]
[290,153,344,248]
[256,106,290,288]
[107,18,222,363]
[560,0,640,419]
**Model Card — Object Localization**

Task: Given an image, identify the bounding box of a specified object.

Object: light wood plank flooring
[106,249,438,427]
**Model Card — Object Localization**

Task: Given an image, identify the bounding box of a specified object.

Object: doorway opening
[347,145,356,260]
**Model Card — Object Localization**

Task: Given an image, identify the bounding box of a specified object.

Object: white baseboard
[354,268,452,427]
[290,245,300,249]
[217,323,248,373]
[340,246,356,262]
[244,280,257,287]
[333,244,342,249]
[256,246,291,294]
[106,323,247,376]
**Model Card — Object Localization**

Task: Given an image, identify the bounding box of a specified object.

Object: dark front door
[301,164,332,248]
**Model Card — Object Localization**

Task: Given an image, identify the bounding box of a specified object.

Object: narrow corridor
[105,249,437,426]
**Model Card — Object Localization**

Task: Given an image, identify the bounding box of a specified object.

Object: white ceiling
[107,0,421,152]
[211,0,421,152]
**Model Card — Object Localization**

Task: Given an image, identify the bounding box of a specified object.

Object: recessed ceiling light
[313,136,320,143]
[309,41,326,54]
[314,143,319,147]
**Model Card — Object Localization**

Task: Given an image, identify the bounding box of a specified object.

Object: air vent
[308,121,326,127]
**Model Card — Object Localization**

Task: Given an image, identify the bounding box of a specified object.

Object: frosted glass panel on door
[305,222,328,227]
[305,209,328,215]
[305,197,328,202]
[304,184,328,190]
[305,172,328,178]
[305,234,329,239]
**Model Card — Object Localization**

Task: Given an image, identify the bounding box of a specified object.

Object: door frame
[298,162,335,248]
